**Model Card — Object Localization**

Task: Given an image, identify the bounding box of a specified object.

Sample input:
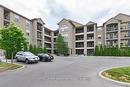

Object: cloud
[46,0,69,18]
[0,0,130,29]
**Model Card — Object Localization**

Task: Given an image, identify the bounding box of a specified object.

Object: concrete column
[51,32,54,54]
[94,24,97,48]
[42,26,45,48]
[84,25,87,55]
[73,27,76,55]
[104,24,107,45]
[118,22,121,48]
[0,7,4,27]
[10,12,14,22]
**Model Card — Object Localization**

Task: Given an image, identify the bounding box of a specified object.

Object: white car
[15,51,39,64]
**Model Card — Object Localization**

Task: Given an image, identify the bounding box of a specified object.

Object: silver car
[15,51,39,64]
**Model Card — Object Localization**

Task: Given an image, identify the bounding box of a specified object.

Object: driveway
[0,56,130,87]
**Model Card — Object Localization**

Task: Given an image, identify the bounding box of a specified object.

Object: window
[14,14,19,22]
[37,23,42,31]
[25,20,30,35]
[98,42,102,45]
[37,31,42,39]
[98,35,101,39]
[26,32,29,36]
[25,20,30,24]
[97,27,102,31]
[128,22,130,29]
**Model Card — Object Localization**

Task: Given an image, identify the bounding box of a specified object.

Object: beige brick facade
[1,5,130,55]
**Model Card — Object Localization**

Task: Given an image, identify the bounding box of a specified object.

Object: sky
[0,0,130,30]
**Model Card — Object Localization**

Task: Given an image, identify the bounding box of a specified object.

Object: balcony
[4,21,10,26]
[44,43,52,48]
[87,34,94,41]
[75,35,84,42]
[54,31,59,36]
[44,36,51,43]
[87,25,94,32]
[37,23,42,31]
[75,42,84,48]
[106,40,118,47]
[4,9,10,21]
[37,31,42,40]
[75,27,84,34]
[37,40,42,47]
[106,33,118,40]
[87,41,94,47]
[120,26,130,31]
[121,35,130,40]
[87,49,94,55]
[44,29,52,37]
[106,23,118,32]
[76,49,84,55]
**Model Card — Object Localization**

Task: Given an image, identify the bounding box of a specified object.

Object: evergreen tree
[100,45,103,56]
[29,44,33,53]
[103,45,107,56]
[43,47,47,53]
[128,47,130,56]
[55,34,69,56]
[33,45,37,55]
[23,42,28,51]
[94,45,99,56]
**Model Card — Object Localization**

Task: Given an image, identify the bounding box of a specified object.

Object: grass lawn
[102,66,130,83]
[0,62,22,72]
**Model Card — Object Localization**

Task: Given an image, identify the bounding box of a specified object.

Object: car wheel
[35,61,38,63]
[16,57,20,62]
[25,59,29,64]
[42,58,46,62]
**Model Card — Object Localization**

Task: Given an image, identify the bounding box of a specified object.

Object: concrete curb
[98,66,130,86]
[0,61,25,72]
[7,63,25,72]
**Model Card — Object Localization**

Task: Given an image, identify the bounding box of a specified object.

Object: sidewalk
[0,56,12,63]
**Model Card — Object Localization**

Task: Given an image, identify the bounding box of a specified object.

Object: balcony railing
[75,38,84,40]
[87,37,94,40]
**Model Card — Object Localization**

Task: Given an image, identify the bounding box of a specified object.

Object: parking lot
[0,56,130,87]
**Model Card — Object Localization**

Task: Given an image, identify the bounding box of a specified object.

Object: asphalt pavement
[0,56,130,87]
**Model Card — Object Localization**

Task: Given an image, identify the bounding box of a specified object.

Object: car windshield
[24,52,35,56]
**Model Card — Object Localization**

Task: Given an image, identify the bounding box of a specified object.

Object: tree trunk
[11,52,13,64]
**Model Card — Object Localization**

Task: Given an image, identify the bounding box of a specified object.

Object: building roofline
[44,27,53,31]
[57,18,83,27]
[103,13,130,25]
[0,4,45,24]
[0,4,32,21]
[31,18,45,24]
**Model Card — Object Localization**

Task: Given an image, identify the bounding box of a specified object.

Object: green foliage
[29,44,33,53]
[55,34,69,56]
[23,42,28,51]
[33,45,37,55]
[94,46,99,56]
[28,44,48,54]
[94,44,130,56]
[43,47,47,53]
[4,50,12,59]
[103,66,130,83]
[0,23,26,62]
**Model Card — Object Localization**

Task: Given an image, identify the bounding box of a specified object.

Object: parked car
[37,53,54,62]
[15,51,39,64]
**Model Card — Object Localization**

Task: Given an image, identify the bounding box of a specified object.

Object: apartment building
[104,13,130,48]
[57,13,130,55]
[44,27,56,54]
[0,5,54,54]
[57,19,98,55]
[1,5,130,56]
